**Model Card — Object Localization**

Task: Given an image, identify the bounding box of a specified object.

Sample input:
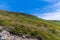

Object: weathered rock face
[0,30,38,40]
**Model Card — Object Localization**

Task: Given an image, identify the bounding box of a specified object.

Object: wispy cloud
[41,1,60,20]
[40,10,60,20]
[31,0,60,20]
[42,0,59,2]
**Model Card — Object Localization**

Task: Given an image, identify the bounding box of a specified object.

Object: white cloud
[40,10,60,20]
[40,1,60,20]
[32,1,60,20]
[42,0,59,2]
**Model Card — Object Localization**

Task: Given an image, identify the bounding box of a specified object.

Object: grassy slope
[48,20,60,26]
[0,10,60,40]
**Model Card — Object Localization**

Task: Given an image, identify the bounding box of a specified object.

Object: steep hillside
[0,10,60,40]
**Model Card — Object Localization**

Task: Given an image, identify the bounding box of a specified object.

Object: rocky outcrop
[0,30,38,40]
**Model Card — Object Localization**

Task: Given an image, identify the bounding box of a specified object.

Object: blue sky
[0,0,60,20]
